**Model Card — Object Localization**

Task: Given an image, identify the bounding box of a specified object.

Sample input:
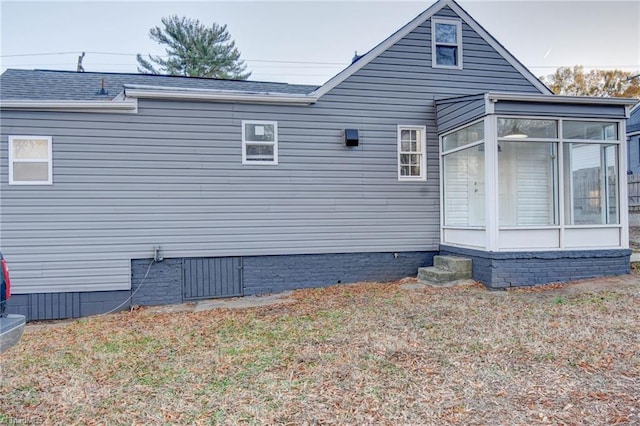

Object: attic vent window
[432,17,462,69]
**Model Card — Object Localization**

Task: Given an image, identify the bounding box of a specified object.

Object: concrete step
[417,267,460,283]
[417,255,473,286]
[434,255,472,274]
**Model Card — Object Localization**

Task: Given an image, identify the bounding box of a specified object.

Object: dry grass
[1,274,639,425]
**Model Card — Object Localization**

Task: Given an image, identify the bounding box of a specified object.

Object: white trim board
[123,85,317,105]
[0,99,138,113]
[311,0,552,99]
[487,92,637,106]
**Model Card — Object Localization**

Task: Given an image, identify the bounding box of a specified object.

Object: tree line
[540,66,640,98]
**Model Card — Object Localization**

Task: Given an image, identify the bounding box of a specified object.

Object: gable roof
[310,0,552,98]
[1,0,552,106]
[0,69,318,101]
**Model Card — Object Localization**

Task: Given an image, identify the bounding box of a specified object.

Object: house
[627,103,640,174]
[0,0,635,321]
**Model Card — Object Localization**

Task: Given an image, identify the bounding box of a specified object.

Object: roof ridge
[1,68,317,101]
[4,68,319,89]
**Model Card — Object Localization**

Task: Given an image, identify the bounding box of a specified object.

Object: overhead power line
[1,51,637,70]
[3,62,344,69]
[0,50,350,66]
[1,51,79,58]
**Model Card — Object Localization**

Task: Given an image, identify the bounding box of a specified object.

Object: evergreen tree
[137,15,251,79]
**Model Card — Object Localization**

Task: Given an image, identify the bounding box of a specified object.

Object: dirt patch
[508,273,638,296]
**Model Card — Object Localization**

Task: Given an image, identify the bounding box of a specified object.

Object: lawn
[1,274,639,425]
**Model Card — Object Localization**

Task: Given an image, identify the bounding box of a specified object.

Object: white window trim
[241,120,278,165]
[8,135,53,185]
[397,125,427,182]
[431,17,463,70]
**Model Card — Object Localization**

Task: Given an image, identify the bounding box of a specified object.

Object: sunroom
[435,93,636,288]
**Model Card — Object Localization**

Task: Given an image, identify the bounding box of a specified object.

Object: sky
[0,0,639,86]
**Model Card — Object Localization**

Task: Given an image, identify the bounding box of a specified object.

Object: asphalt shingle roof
[0,69,319,101]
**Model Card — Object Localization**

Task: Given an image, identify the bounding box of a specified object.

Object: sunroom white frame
[440,115,628,252]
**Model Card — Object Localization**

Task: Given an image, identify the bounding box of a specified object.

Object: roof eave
[487,92,638,106]
[123,85,317,105]
[0,99,138,113]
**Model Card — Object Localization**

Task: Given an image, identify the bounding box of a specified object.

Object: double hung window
[398,126,427,181]
[432,18,462,69]
[8,136,52,185]
[242,121,278,165]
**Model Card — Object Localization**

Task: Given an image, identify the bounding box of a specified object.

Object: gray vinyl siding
[1,103,441,293]
[627,105,640,131]
[0,6,544,294]
[629,135,640,174]
[435,95,486,134]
